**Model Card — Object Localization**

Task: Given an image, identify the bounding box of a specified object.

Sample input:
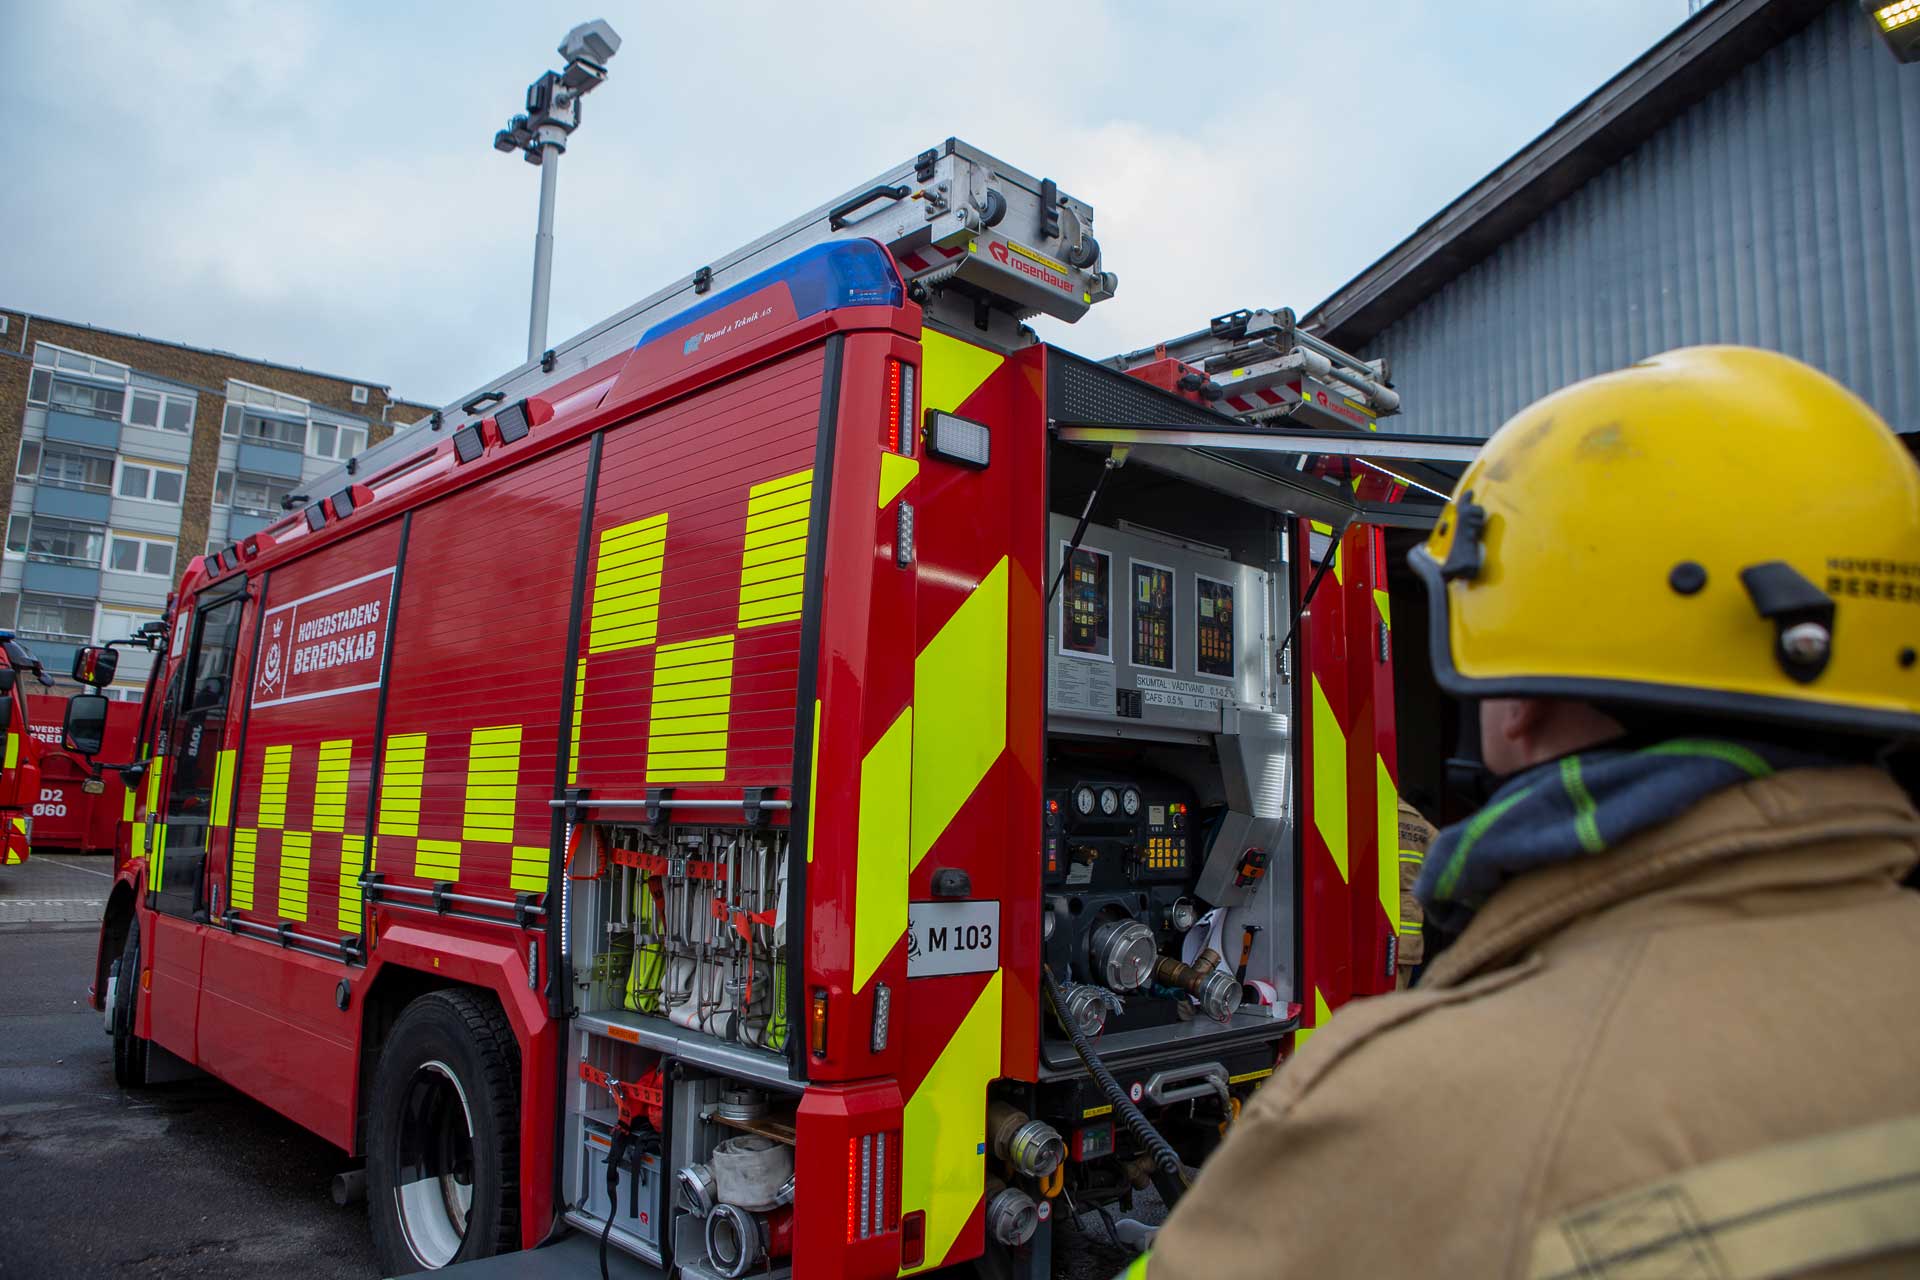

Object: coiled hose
[1041,966,1189,1202]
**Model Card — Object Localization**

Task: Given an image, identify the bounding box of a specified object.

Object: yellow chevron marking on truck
[877,453,918,509]
[1311,677,1349,882]
[258,745,293,830]
[901,970,1003,1273]
[589,512,668,653]
[377,733,426,838]
[210,749,237,829]
[278,830,311,922]
[4,732,16,769]
[909,557,1008,871]
[920,329,1003,415]
[1294,986,1335,1050]
[1377,755,1400,938]
[313,739,352,833]
[738,470,812,628]
[805,698,821,864]
[647,635,734,782]
[230,828,257,910]
[338,834,365,932]
[414,838,461,882]
[853,707,911,995]
[461,725,522,844]
[144,755,166,884]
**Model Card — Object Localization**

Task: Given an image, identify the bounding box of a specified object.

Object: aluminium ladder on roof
[309,138,1118,498]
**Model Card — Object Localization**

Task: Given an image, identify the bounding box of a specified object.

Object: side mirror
[72,646,119,688]
[63,692,109,757]
[0,668,14,695]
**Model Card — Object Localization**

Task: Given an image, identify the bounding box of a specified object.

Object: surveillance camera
[559,19,621,65]
[494,129,517,153]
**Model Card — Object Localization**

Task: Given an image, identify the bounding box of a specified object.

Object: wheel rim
[392,1059,477,1269]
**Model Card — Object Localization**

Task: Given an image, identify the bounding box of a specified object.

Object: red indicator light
[885,359,903,452]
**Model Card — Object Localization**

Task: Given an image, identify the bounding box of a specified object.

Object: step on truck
[65,138,1473,1277]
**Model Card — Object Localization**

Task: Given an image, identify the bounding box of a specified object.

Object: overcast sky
[1,1,1696,406]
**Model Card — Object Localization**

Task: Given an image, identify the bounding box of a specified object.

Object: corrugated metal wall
[1369,1,1920,438]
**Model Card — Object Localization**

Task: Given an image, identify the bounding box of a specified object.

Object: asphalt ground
[0,856,1157,1279]
[0,855,376,1278]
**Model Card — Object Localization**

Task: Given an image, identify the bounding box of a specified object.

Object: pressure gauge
[1099,788,1119,816]
[1073,786,1096,817]
[1122,787,1141,817]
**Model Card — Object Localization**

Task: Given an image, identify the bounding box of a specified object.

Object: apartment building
[0,309,432,701]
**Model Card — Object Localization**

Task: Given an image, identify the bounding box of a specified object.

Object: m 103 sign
[252,567,396,708]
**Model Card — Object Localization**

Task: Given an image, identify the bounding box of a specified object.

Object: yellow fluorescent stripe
[4,732,17,769]
[853,708,912,994]
[920,328,1004,415]
[463,724,522,844]
[877,452,919,509]
[278,830,311,922]
[338,835,365,933]
[806,699,821,864]
[510,845,547,893]
[642,730,729,752]
[258,745,293,830]
[230,829,257,910]
[414,838,461,880]
[646,635,734,783]
[1374,588,1392,630]
[210,748,236,828]
[1311,677,1350,881]
[569,658,585,785]
[1294,987,1334,1051]
[738,471,811,630]
[910,557,1008,871]
[902,970,1004,1273]
[589,513,667,654]
[378,733,427,837]
[312,739,353,833]
[1377,755,1400,936]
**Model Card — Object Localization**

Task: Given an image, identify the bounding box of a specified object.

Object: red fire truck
[27,693,136,857]
[0,634,53,867]
[68,139,1470,1277]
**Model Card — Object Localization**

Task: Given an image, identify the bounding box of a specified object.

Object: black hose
[1040,967,1188,1201]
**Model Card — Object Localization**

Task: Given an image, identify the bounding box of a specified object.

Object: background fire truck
[68,139,1468,1278]
[26,693,135,857]
[0,633,53,867]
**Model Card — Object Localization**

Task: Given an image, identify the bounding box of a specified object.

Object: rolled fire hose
[1040,966,1188,1201]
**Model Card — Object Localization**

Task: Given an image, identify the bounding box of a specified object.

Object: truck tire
[366,989,522,1274]
[109,915,148,1089]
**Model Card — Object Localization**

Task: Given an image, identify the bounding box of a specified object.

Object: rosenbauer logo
[252,566,396,709]
[988,239,1073,295]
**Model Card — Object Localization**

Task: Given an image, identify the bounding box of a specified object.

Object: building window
[237,409,306,451]
[309,420,367,461]
[106,532,176,579]
[45,376,127,421]
[115,459,185,505]
[97,606,160,645]
[16,594,95,643]
[38,445,114,493]
[226,473,294,517]
[4,515,27,557]
[127,388,196,434]
[351,385,370,405]
[25,517,107,568]
[0,594,15,628]
[213,470,233,506]
[16,438,39,479]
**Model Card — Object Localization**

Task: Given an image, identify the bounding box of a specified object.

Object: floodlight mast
[493,20,623,363]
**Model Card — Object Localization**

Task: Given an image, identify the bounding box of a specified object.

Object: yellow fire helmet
[1411,345,1920,740]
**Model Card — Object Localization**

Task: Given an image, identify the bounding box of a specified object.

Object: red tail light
[847,1128,903,1242]
[885,359,916,454]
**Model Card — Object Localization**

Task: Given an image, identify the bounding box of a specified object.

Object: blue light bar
[638,240,904,348]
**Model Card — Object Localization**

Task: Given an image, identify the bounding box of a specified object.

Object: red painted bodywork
[26,694,136,855]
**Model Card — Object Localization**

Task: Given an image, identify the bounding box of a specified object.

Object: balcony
[227,510,275,540]
[22,559,101,597]
[45,408,123,452]
[15,637,82,680]
[236,440,305,480]
[33,482,113,524]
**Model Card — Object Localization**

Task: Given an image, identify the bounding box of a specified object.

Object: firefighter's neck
[1481,697,1626,779]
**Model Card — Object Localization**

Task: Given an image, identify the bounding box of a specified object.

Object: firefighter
[1393,794,1435,988]
[1133,347,1920,1279]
